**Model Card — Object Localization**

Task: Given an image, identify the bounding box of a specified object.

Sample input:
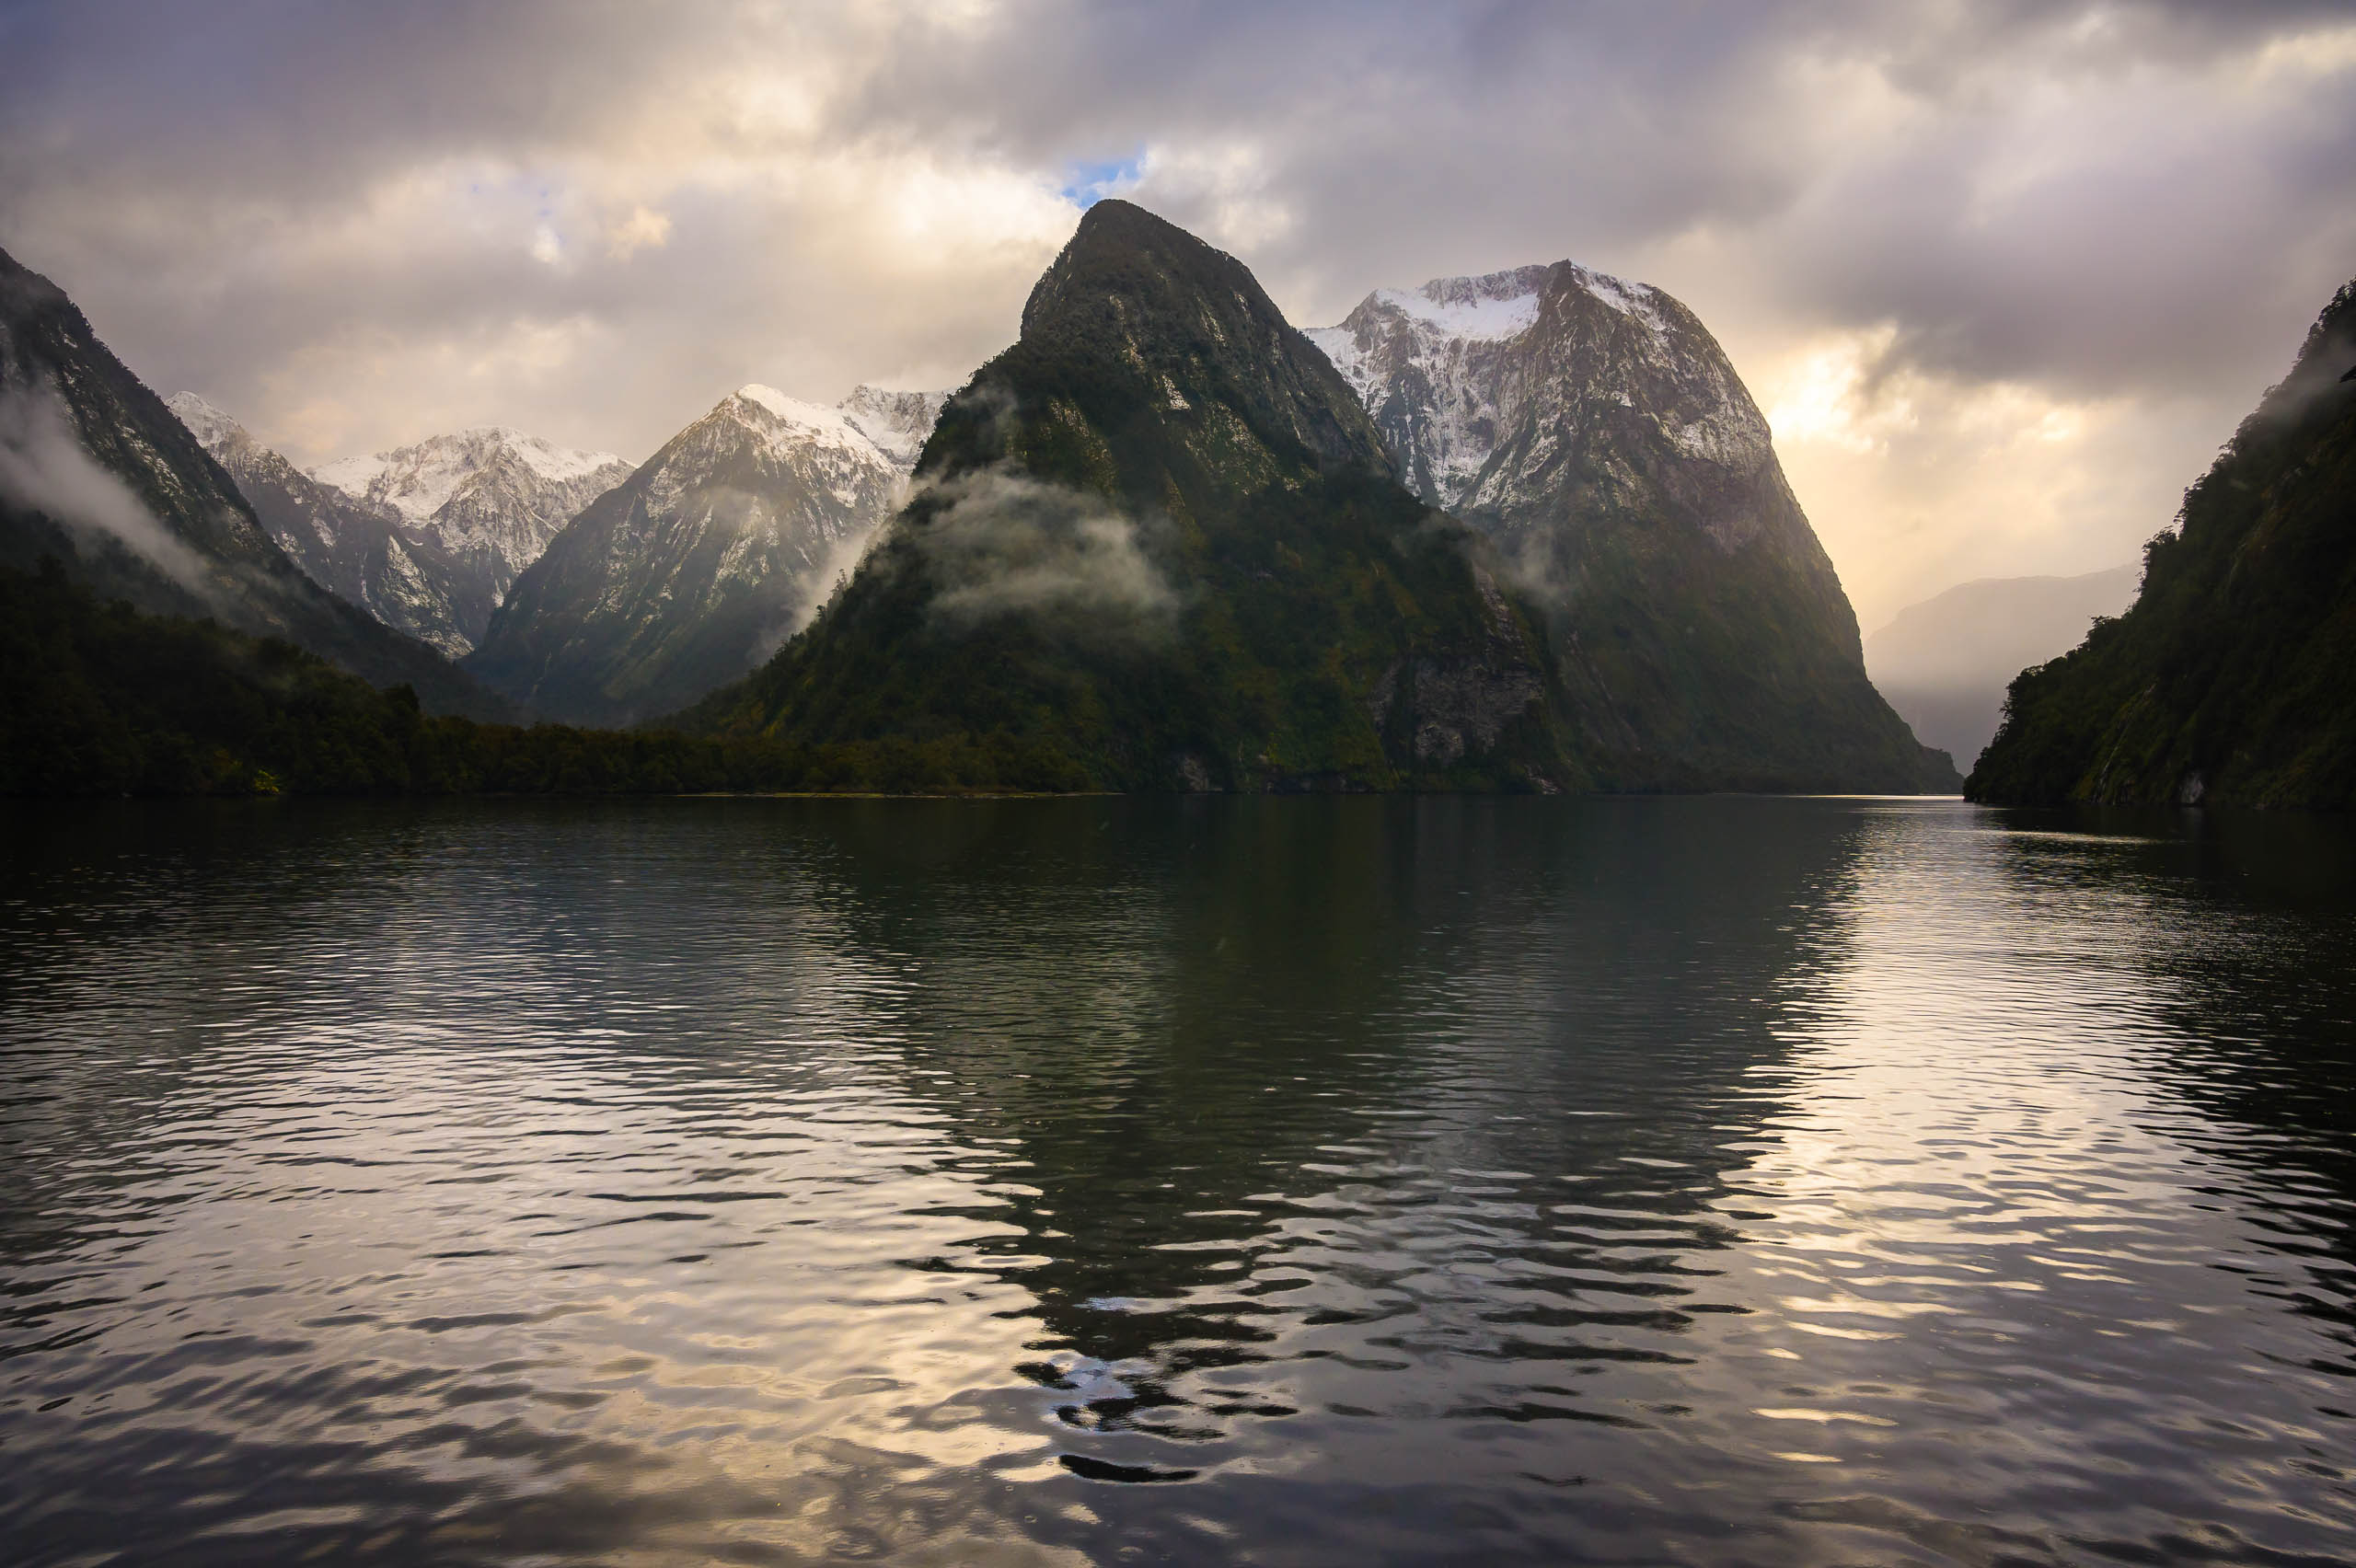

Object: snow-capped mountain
[466,384,939,724]
[1307,263,1955,790]
[167,393,479,656]
[0,241,494,714]
[837,385,949,467]
[310,427,631,617]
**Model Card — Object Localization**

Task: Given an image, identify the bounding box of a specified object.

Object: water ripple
[0,796,2352,1564]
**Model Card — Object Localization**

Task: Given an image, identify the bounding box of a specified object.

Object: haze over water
[2,796,2352,1566]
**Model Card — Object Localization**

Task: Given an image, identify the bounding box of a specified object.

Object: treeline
[0,560,1084,796]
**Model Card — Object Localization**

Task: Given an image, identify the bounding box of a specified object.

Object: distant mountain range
[166,394,630,658]
[1969,278,2356,808]
[685,200,1950,795]
[0,244,499,716]
[463,384,944,725]
[1308,264,1955,790]
[689,200,1575,790]
[1865,566,2139,770]
[2,203,2022,797]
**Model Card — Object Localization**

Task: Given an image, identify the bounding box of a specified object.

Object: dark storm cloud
[1,1,2350,613]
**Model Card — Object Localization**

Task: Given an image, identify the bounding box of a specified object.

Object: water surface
[2,796,2352,1564]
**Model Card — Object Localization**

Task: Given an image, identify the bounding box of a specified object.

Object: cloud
[915,468,1175,631]
[0,384,214,593]
[606,204,671,259]
[2,2,2351,620]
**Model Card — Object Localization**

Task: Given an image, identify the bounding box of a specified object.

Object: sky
[3,1,2352,627]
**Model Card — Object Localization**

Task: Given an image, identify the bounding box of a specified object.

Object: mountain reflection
[3,798,2352,1566]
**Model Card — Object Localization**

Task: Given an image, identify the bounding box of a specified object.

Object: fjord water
[3,798,2352,1566]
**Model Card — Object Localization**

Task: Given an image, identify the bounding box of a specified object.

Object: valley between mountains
[13,198,2337,801]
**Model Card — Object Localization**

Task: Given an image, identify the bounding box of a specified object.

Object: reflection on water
[1,796,2352,1565]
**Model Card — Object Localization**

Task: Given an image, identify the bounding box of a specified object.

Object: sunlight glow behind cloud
[2,0,2350,621]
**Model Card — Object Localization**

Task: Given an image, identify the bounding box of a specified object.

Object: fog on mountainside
[1307,263,1957,791]
[168,393,482,657]
[0,245,502,718]
[1864,566,2139,769]
[1970,278,2356,808]
[466,385,943,726]
[691,201,1949,795]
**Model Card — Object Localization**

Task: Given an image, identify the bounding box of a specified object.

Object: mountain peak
[1019,198,1254,341]
[949,198,1391,485]
[165,390,244,448]
[837,385,949,468]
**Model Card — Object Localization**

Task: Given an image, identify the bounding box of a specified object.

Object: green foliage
[1967,280,2356,808]
[0,559,1083,798]
[685,201,1585,795]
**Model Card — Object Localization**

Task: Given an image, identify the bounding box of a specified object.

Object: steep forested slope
[688,202,1583,793]
[1969,280,2356,808]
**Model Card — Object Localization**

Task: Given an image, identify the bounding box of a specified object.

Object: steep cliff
[1309,265,1956,791]
[1969,280,2356,808]
[467,386,919,725]
[0,246,501,715]
[687,201,1583,793]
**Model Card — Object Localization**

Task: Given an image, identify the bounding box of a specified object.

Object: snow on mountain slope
[167,392,481,656]
[465,384,921,724]
[1305,260,1954,791]
[837,385,951,467]
[309,427,631,600]
[1305,261,1765,533]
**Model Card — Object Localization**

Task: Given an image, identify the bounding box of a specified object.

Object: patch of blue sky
[1059,150,1146,209]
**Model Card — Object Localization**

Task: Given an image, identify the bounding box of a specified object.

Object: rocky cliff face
[166,394,486,657]
[1308,265,1956,791]
[0,245,500,715]
[687,200,1582,793]
[310,427,629,628]
[465,386,923,725]
[1969,278,2356,809]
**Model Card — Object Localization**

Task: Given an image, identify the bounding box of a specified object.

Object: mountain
[686,200,1584,793]
[0,245,501,716]
[310,425,629,628]
[465,385,929,725]
[1307,265,1957,791]
[838,384,950,467]
[166,392,490,657]
[1968,280,2356,808]
[0,556,799,797]
[1865,565,2138,770]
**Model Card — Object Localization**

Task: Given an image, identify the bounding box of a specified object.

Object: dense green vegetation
[0,559,1011,796]
[1968,280,2356,808]
[0,244,502,718]
[687,201,1587,793]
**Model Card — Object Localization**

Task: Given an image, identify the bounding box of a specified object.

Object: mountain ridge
[687,200,1585,793]
[166,392,484,657]
[465,382,936,725]
[1968,278,2356,807]
[1865,565,2139,770]
[1307,259,1956,791]
[0,244,503,716]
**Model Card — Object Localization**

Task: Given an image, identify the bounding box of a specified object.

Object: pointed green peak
[923,200,1391,493]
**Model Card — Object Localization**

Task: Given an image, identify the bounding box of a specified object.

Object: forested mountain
[1865,565,2138,769]
[466,385,932,726]
[1308,265,1956,791]
[0,559,792,796]
[687,200,1585,792]
[1969,279,2356,808]
[0,245,501,716]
